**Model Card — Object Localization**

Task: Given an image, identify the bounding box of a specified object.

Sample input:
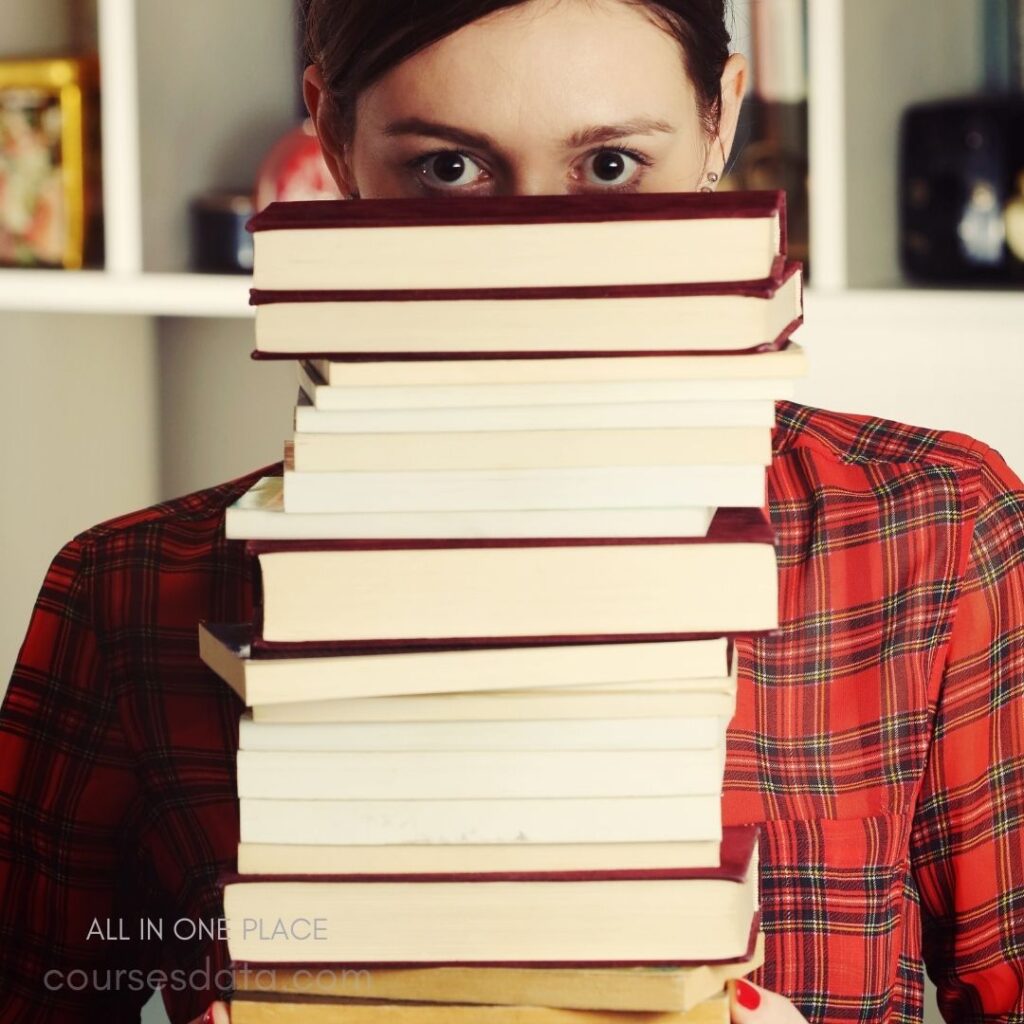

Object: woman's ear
[302,64,359,198]
[715,51,748,171]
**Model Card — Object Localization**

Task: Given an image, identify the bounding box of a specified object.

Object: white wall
[798,292,1024,477]
[0,312,159,682]
[156,317,294,500]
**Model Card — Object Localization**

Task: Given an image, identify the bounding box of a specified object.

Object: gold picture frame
[0,55,101,269]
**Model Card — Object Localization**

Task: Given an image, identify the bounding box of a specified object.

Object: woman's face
[303,0,747,199]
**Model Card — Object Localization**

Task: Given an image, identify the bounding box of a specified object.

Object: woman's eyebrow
[382,116,676,152]
[383,117,498,151]
[564,118,676,148]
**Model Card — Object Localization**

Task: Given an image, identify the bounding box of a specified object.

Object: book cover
[248,191,787,292]
[223,827,760,968]
[245,507,777,654]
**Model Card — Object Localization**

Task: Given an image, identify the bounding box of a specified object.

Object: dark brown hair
[302,0,731,146]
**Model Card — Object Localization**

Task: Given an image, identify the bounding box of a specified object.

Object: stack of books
[199,190,806,1023]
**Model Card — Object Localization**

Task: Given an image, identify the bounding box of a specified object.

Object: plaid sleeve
[0,537,158,1022]
[910,443,1024,1022]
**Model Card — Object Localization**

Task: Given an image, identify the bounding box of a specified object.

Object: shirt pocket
[746,811,915,1023]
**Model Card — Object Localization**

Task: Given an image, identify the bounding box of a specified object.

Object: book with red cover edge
[246,506,776,656]
[226,914,762,971]
[249,258,798,306]
[222,826,760,969]
[246,189,786,237]
[202,621,736,671]
[247,260,801,362]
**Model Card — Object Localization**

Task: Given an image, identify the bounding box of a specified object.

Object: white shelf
[0,270,251,317]
[1,266,1020,322]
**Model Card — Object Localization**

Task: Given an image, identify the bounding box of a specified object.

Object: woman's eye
[413,151,487,190]
[580,148,646,187]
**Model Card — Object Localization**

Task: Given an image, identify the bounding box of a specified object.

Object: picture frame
[0,55,101,269]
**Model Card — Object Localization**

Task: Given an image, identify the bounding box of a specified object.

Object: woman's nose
[498,165,574,196]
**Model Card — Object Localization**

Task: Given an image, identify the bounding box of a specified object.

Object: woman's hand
[186,1001,230,1024]
[729,979,810,1024]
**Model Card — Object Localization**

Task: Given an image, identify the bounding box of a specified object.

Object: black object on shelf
[899,96,1024,284]
[190,191,255,274]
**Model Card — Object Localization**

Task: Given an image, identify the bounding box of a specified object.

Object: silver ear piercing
[700,170,720,193]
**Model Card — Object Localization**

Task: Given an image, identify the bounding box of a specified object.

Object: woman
[1,2,1021,1022]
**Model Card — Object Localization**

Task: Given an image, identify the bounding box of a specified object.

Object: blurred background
[1,2,1022,1020]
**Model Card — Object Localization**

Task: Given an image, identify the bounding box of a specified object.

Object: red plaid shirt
[1,398,1022,1023]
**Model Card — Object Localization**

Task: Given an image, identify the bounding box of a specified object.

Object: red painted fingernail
[201,1009,215,1024]
[736,979,761,1010]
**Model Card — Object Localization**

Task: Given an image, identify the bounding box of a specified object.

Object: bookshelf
[1,0,1021,307]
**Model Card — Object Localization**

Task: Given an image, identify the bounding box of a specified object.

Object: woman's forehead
[355,0,696,144]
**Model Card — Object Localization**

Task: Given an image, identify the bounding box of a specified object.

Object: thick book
[230,932,763,1011]
[237,710,729,752]
[296,359,796,410]
[199,624,733,705]
[280,462,767,514]
[251,261,802,358]
[293,388,777,432]
[303,341,806,385]
[235,838,725,876]
[223,825,759,965]
[235,747,727,800]
[287,425,771,473]
[225,476,716,540]
[247,507,777,651]
[227,992,731,1023]
[247,190,787,291]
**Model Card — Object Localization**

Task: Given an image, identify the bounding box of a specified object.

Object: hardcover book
[247,190,787,291]
[246,506,777,652]
[230,934,763,1012]
[250,261,802,358]
[223,826,760,966]
[198,624,734,704]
